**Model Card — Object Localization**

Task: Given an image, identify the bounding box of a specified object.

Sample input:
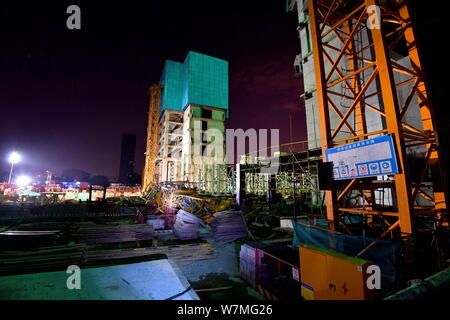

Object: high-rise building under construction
[143,51,229,192]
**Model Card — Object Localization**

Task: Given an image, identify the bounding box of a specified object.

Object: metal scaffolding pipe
[384,268,450,300]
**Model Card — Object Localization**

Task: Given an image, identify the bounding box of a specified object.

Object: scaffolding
[183,163,236,195]
[240,144,322,203]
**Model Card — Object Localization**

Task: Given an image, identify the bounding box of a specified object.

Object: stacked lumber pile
[211,211,248,243]
[86,243,215,265]
[0,230,63,249]
[173,210,206,240]
[12,222,71,231]
[0,244,86,276]
[73,224,153,244]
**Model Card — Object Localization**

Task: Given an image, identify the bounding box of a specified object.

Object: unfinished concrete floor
[174,232,265,300]
[0,259,199,300]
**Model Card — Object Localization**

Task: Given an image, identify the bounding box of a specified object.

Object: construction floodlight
[16,175,31,187]
[8,152,21,164]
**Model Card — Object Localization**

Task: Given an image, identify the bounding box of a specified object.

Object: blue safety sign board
[325,135,399,180]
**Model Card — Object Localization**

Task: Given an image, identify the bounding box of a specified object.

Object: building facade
[144,51,229,192]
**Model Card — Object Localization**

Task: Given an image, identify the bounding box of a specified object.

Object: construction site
[1,0,450,303]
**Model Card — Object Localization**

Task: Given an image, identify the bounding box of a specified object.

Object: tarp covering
[292,218,404,290]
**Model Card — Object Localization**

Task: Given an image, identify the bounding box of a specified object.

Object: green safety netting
[159,51,228,115]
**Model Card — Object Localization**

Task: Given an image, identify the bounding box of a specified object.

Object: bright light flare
[9,152,21,164]
[16,175,31,187]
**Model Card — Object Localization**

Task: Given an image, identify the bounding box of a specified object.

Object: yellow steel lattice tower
[142,84,163,191]
[308,0,448,236]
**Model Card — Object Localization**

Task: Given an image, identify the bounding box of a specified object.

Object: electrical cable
[164,284,194,300]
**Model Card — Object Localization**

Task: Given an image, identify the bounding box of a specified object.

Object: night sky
[0,1,305,180]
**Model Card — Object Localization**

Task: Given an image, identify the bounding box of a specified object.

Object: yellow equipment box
[299,244,374,300]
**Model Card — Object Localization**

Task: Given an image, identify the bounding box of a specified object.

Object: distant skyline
[0,1,305,178]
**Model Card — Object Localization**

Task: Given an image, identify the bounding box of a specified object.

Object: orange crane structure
[142,84,163,191]
[307,0,448,237]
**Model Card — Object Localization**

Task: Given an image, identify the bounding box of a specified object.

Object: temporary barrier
[239,240,302,300]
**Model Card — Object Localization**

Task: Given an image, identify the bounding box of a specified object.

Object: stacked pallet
[211,211,248,242]
[73,224,153,244]
[173,210,206,240]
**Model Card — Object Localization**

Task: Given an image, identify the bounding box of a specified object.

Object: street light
[8,152,21,184]
[16,175,31,187]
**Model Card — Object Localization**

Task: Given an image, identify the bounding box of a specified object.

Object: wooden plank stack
[0,244,86,276]
[86,243,216,264]
[211,210,248,243]
[173,209,206,240]
[0,230,63,249]
[73,224,154,244]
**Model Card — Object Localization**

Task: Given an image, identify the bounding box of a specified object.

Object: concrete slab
[0,259,199,300]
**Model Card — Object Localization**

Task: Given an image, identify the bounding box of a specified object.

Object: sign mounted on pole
[325,135,399,181]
